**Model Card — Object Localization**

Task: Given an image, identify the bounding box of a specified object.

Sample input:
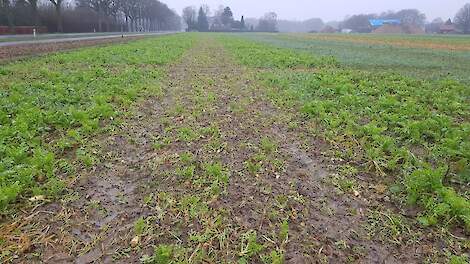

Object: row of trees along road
[0,0,181,33]
[182,5,278,32]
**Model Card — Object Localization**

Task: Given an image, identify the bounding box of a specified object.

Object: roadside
[0,32,178,46]
[0,32,142,42]
[0,32,177,62]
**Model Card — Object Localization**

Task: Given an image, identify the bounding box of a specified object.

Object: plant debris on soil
[0,34,469,263]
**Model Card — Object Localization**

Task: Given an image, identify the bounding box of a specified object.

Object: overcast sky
[168,0,468,21]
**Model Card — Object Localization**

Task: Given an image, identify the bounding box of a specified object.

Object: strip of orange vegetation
[289,34,470,51]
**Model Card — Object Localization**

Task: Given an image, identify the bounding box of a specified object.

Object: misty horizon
[169,0,468,22]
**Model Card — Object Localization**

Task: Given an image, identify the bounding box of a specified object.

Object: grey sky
[168,0,468,21]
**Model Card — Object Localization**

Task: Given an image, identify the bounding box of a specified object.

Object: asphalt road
[0,32,178,47]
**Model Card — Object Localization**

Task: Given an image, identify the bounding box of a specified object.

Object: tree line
[340,4,470,34]
[182,5,278,32]
[340,9,426,33]
[0,0,181,33]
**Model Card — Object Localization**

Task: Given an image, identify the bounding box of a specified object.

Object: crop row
[237,33,470,84]
[219,35,470,231]
[0,34,194,212]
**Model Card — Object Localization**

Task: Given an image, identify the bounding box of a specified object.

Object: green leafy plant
[219,34,470,231]
[239,230,265,262]
[134,217,147,235]
[152,244,173,264]
[0,34,194,212]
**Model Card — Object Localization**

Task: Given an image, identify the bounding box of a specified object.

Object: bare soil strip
[4,36,444,263]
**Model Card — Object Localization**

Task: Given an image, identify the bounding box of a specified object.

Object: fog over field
[170,0,467,21]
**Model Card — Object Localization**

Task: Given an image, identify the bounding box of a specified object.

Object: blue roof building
[369,19,401,27]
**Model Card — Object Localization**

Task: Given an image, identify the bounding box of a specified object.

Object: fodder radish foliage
[0,35,194,211]
[220,35,470,231]
[237,33,470,83]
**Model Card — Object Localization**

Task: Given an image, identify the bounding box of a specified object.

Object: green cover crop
[219,35,470,231]
[0,34,194,211]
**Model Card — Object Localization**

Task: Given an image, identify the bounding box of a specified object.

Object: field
[241,33,470,83]
[0,33,469,263]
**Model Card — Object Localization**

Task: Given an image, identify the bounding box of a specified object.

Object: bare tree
[107,0,120,31]
[341,14,375,33]
[393,9,426,26]
[455,3,470,34]
[426,17,444,34]
[144,0,175,31]
[77,0,113,32]
[182,6,196,31]
[0,0,14,29]
[1,0,180,33]
[118,0,133,31]
[26,0,40,26]
[49,0,64,32]
[256,12,278,32]
[201,4,210,17]
[119,0,140,31]
[115,0,181,32]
